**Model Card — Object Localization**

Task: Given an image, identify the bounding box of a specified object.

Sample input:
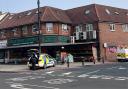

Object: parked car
[27,53,56,69]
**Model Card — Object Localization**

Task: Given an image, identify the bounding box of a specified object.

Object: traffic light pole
[37,0,41,55]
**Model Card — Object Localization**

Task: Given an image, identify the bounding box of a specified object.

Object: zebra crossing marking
[46,71,55,74]
[89,75,102,79]
[78,74,89,78]
[101,76,114,80]
[18,70,128,81]
[62,72,72,75]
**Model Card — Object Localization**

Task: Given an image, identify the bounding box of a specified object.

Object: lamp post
[37,0,41,55]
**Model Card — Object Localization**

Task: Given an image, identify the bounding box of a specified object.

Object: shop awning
[0,42,96,49]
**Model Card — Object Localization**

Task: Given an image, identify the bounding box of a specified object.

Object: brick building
[0,4,128,63]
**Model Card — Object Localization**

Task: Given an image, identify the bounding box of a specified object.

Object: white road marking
[7,76,32,81]
[115,78,126,80]
[84,70,100,75]
[89,75,102,79]
[62,72,72,75]
[118,67,126,70]
[115,77,128,81]
[78,74,89,78]
[78,70,100,78]
[7,82,59,89]
[43,78,75,85]
[10,83,31,89]
[106,67,118,70]
[101,76,114,80]
[46,71,55,74]
[22,83,60,89]
[7,75,45,82]
[58,72,72,76]
[67,76,75,78]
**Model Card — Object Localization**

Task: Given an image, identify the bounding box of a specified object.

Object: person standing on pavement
[31,52,38,70]
[67,53,70,67]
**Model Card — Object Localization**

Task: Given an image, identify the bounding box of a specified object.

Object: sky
[1,0,128,13]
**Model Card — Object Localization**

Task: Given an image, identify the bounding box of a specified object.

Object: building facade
[0,4,128,63]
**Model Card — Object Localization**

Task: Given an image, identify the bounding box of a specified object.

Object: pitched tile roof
[1,4,128,29]
[66,4,99,25]
[66,4,128,24]
[95,4,128,23]
[0,6,72,29]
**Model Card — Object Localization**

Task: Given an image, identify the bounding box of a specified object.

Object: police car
[27,53,56,69]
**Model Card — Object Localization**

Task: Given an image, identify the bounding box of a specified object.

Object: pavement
[0,62,115,72]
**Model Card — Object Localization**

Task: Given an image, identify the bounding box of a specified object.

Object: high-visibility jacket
[38,54,49,66]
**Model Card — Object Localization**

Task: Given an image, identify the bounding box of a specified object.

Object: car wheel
[53,64,55,67]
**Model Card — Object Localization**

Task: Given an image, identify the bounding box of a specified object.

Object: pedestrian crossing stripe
[89,75,102,79]
[62,72,72,75]
[46,71,54,74]
[18,71,128,81]
[78,74,89,77]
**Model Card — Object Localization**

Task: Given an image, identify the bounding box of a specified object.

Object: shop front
[4,35,70,64]
[0,40,7,63]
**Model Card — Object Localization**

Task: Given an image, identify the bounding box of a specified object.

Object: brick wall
[98,22,128,61]
[0,23,71,40]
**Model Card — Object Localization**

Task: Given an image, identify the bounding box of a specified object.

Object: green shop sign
[8,35,69,46]
[43,36,69,43]
[58,36,69,43]
[8,36,39,46]
[43,35,57,43]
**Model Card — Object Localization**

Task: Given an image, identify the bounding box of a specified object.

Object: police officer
[31,52,38,70]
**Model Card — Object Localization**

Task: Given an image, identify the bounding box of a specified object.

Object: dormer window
[12,28,18,36]
[114,12,119,15]
[36,10,38,14]
[105,9,110,14]
[27,12,32,15]
[85,10,90,15]
[126,13,128,16]
[9,16,13,19]
[62,24,68,32]
[18,15,22,18]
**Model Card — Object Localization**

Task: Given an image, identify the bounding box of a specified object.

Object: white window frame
[46,23,53,32]
[86,24,93,31]
[75,25,82,32]
[62,24,68,32]
[22,26,28,34]
[109,24,115,31]
[12,28,18,36]
[122,24,128,32]
[32,25,37,33]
